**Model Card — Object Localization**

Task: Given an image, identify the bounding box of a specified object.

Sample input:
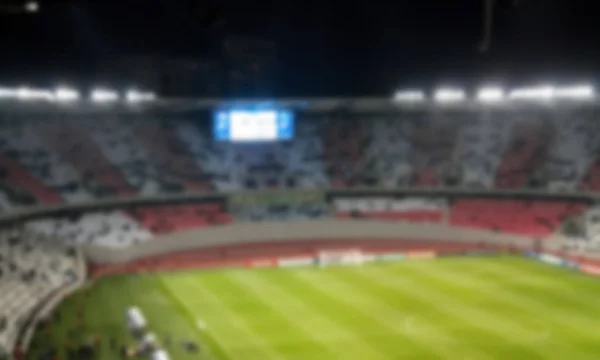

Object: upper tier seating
[459,112,513,188]
[494,119,554,189]
[0,109,597,213]
[545,110,600,191]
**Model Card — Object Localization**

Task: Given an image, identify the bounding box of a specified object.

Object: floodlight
[477,87,505,102]
[393,90,425,102]
[16,87,54,101]
[91,89,119,103]
[554,85,594,99]
[25,1,39,13]
[434,88,465,103]
[54,87,80,102]
[0,87,18,99]
[126,90,156,103]
[508,86,554,100]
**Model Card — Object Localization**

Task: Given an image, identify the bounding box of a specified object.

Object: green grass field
[28,256,600,359]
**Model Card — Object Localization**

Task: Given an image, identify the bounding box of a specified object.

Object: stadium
[1,89,600,360]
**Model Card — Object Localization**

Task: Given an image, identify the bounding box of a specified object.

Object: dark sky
[0,0,599,96]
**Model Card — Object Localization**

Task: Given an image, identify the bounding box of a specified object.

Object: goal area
[317,248,365,267]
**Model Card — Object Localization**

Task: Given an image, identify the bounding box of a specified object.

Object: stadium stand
[449,199,586,236]
[494,119,555,189]
[0,123,84,204]
[37,123,135,199]
[128,203,232,235]
[458,111,513,188]
[323,117,367,188]
[361,117,413,187]
[410,119,459,187]
[0,228,81,357]
[2,101,600,357]
[0,110,599,207]
[81,118,173,196]
[134,121,211,192]
[546,110,599,191]
[25,211,154,247]
[231,202,330,222]
[334,197,446,223]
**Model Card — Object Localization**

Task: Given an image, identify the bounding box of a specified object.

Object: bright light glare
[393,90,425,102]
[477,87,505,102]
[434,88,465,103]
[554,85,595,99]
[509,86,554,100]
[54,87,80,102]
[126,90,156,103]
[0,87,18,99]
[25,1,39,13]
[91,89,119,103]
[17,87,54,101]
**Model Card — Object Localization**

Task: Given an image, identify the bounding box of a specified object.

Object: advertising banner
[246,258,278,268]
[362,254,377,263]
[277,257,315,268]
[580,264,600,276]
[376,253,406,262]
[562,260,579,269]
[538,253,563,266]
[524,251,539,259]
[404,251,437,260]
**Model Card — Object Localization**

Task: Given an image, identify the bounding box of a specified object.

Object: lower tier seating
[450,199,586,237]
[0,230,79,357]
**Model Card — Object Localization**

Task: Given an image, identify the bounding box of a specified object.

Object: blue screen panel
[213,109,294,142]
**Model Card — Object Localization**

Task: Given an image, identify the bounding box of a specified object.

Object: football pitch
[29,256,600,359]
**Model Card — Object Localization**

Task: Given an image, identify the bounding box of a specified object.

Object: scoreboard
[213,109,294,142]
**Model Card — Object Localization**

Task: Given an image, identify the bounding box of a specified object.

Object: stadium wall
[89,238,507,277]
[81,220,534,264]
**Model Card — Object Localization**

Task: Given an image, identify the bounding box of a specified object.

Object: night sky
[0,0,599,96]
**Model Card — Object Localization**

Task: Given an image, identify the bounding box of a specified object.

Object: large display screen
[213,109,294,142]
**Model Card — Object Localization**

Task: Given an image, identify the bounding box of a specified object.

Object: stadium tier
[0,106,598,206]
[3,101,600,359]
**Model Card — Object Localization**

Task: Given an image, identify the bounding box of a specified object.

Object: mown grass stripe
[154,275,231,360]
